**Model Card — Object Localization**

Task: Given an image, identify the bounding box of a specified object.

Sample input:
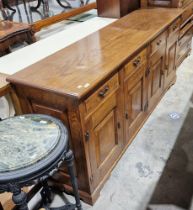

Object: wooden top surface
[7,8,183,100]
[0,73,10,97]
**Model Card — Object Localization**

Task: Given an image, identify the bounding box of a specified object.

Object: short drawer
[179,27,193,47]
[169,18,181,35]
[177,39,192,61]
[182,5,193,25]
[84,74,119,114]
[124,48,147,79]
[180,20,193,38]
[150,31,167,55]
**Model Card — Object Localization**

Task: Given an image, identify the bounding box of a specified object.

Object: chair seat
[0,21,32,41]
[0,21,35,56]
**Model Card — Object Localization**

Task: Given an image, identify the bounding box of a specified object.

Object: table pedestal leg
[12,188,29,210]
[65,150,82,210]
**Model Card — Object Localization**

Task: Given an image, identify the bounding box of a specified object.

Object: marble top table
[0,114,67,183]
[0,114,82,210]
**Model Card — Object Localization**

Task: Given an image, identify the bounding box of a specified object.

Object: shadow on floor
[147,107,193,209]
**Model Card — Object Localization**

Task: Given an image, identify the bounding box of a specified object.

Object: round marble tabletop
[0,115,61,173]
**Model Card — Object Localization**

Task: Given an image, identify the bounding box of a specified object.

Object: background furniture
[0,114,82,210]
[32,1,96,32]
[0,21,35,56]
[141,0,192,7]
[96,0,140,18]
[141,0,193,71]
[1,0,16,12]
[176,2,193,66]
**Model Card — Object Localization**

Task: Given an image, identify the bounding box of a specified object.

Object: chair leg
[30,0,42,11]
[2,0,16,12]
[0,202,3,210]
[65,150,82,210]
[56,0,71,9]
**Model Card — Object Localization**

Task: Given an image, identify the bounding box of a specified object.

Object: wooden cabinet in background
[177,3,193,66]
[141,0,193,67]
[141,0,193,7]
[97,0,140,18]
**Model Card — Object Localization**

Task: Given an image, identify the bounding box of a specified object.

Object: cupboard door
[148,47,165,110]
[164,41,177,89]
[85,89,124,189]
[124,64,147,143]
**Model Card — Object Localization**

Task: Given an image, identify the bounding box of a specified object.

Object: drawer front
[84,74,119,114]
[169,18,181,35]
[180,20,193,38]
[150,31,167,55]
[182,5,193,24]
[124,48,147,79]
[177,39,192,60]
[179,27,193,47]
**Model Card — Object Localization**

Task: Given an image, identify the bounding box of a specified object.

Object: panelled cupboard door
[85,89,124,189]
[164,40,177,89]
[148,47,165,110]
[124,64,147,143]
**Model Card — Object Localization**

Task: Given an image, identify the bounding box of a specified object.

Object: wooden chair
[0,20,35,57]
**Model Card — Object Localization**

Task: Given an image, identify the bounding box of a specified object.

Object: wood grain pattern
[7,9,183,100]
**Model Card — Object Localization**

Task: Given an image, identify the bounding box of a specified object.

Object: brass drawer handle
[133,56,141,67]
[156,40,162,46]
[173,25,178,31]
[98,85,109,98]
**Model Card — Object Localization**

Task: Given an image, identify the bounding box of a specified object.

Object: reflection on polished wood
[0,0,96,32]
[33,2,97,32]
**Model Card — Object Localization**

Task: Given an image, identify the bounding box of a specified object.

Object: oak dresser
[7,7,192,205]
